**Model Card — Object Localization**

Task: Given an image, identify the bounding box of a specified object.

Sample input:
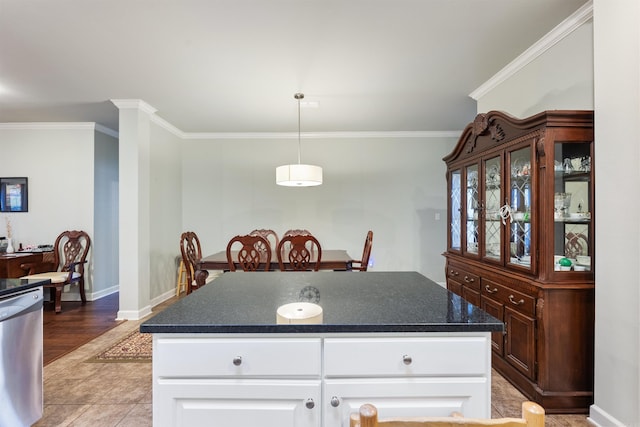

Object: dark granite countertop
[140,271,503,334]
[0,277,51,298]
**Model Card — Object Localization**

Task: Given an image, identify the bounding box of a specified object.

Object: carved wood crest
[466,113,506,154]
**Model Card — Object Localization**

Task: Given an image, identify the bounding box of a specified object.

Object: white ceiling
[0,0,588,135]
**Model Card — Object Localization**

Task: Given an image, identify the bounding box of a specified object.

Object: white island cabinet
[141,272,502,427]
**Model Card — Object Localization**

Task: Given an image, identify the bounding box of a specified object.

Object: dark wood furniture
[443,110,594,413]
[351,230,373,271]
[196,249,354,285]
[0,253,45,278]
[249,229,279,255]
[21,230,91,313]
[283,228,312,236]
[180,231,210,294]
[226,234,272,271]
[277,233,322,271]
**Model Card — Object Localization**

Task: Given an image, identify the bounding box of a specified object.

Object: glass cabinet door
[466,165,479,255]
[483,156,502,261]
[553,142,593,272]
[450,169,462,252]
[507,147,533,269]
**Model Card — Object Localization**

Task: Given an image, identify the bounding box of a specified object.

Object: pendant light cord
[296,93,302,165]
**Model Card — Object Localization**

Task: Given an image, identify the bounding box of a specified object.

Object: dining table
[193,249,355,289]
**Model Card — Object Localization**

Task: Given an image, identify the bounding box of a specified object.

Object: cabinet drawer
[481,279,535,317]
[447,264,480,291]
[324,337,489,377]
[154,337,321,377]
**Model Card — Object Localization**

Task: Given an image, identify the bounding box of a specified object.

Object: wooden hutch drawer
[481,278,535,317]
[446,263,480,292]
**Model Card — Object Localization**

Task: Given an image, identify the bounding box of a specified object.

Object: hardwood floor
[43,292,123,365]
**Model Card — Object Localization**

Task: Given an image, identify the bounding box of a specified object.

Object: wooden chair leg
[78,279,87,303]
[176,260,188,296]
[54,285,63,313]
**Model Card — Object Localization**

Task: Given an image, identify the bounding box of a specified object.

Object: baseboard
[588,405,627,427]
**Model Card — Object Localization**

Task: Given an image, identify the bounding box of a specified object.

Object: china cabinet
[443,110,594,413]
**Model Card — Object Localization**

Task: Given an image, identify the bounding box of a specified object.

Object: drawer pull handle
[305,398,315,409]
[402,354,412,365]
[449,270,459,276]
[485,285,498,294]
[464,275,475,283]
[330,396,340,407]
[508,295,525,306]
[232,356,242,366]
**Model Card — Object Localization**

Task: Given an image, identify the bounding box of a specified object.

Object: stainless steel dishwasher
[0,286,43,426]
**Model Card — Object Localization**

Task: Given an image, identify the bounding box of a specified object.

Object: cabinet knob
[464,275,474,283]
[402,354,412,365]
[232,356,242,366]
[330,396,340,407]
[305,398,315,409]
[508,295,525,306]
[449,270,459,276]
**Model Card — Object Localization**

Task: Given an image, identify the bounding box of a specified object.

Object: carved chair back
[249,229,279,260]
[180,231,207,292]
[226,234,272,271]
[277,234,322,271]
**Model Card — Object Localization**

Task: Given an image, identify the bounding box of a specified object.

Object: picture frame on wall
[0,177,28,212]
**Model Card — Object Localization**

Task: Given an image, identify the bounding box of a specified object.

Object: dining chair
[249,229,279,260]
[180,231,215,293]
[283,228,312,237]
[277,234,322,271]
[21,230,91,313]
[351,230,373,271]
[226,234,272,271]
[350,401,544,427]
[282,229,316,254]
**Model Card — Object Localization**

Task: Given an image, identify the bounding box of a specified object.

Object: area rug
[87,329,152,363]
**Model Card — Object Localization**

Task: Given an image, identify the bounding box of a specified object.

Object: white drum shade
[276,164,323,187]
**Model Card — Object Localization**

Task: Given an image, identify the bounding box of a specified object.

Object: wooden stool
[176,258,188,296]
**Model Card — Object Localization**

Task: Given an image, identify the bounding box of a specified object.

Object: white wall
[477,20,593,115]
[181,135,455,283]
[149,122,183,297]
[591,0,640,426]
[93,130,119,297]
[0,125,98,298]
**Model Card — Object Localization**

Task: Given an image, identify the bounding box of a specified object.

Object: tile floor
[34,315,593,426]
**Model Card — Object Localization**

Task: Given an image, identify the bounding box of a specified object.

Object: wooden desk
[0,253,45,278]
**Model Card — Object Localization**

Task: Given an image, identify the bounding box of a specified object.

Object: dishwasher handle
[0,289,42,322]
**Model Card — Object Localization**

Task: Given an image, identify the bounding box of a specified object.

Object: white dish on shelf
[576,255,591,265]
[569,212,591,220]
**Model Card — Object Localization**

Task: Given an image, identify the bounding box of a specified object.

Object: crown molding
[0,118,458,141]
[95,123,119,138]
[110,99,158,115]
[469,1,593,101]
[181,130,462,140]
[0,122,118,138]
[109,98,461,140]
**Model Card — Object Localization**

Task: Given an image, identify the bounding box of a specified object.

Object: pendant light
[276,93,323,186]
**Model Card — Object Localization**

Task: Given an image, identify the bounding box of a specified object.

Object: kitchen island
[141,271,503,427]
